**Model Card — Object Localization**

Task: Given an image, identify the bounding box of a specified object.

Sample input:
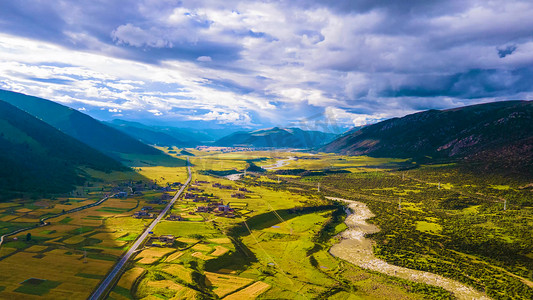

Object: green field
[0,150,531,299]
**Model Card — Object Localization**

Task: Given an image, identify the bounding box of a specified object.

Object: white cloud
[148,109,163,116]
[325,107,390,127]
[111,24,173,48]
[188,111,252,125]
[196,56,212,62]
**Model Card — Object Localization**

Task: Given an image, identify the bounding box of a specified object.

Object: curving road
[89,157,192,300]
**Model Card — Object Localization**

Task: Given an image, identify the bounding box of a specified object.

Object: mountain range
[0,100,125,198]
[215,127,338,148]
[105,119,218,146]
[321,100,533,177]
[0,89,183,166]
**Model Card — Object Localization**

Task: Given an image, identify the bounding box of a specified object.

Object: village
[130,179,252,248]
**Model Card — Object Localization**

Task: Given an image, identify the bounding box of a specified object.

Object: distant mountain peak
[216,126,338,148]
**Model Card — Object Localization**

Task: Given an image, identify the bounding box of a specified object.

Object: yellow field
[117,267,145,290]
[0,214,19,221]
[0,250,113,299]
[191,251,215,260]
[191,243,212,252]
[63,235,85,244]
[136,247,176,264]
[161,264,193,283]
[164,251,184,262]
[211,245,229,256]
[208,237,232,244]
[147,279,184,292]
[223,281,271,299]
[136,166,188,185]
[204,272,254,298]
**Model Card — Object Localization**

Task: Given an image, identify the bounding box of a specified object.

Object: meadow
[0,149,530,299]
[264,155,533,299]
[111,150,453,299]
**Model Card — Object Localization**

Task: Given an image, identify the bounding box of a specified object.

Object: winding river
[261,156,296,170]
[327,197,490,300]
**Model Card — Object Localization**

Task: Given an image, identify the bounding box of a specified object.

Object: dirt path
[327,197,490,300]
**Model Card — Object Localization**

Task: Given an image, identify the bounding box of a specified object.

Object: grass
[59,216,73,224]
[415,221,443,234]
[3,151,527,299]
[14,279,61,296]
[153,221,217,237]
[135,166,188,186]
[75,273,103,279]
[117,153,187,168]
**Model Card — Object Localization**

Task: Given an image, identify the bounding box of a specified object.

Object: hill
[0,100,126,198]
[107,119,222,145]
[105,120,187,147]
[216,127,338,148]
[0,90,184,166]
[320,101,533,177]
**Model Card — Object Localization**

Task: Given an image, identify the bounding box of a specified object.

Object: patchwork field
[0,165,188,299]
[1,149,530,299]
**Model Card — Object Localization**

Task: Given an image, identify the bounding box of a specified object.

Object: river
[261,156,296,170]
[327,197,490,300]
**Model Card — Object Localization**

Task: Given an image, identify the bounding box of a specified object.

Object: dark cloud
[498,45,517,58]
[1,0,533,128]
[381,68,533,99]
[0,1,67,41]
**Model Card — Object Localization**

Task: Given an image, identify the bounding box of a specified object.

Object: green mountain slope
[216,127,338,148]
[0,89,184,166]
[0,100,125,198]
[320,100,533,176]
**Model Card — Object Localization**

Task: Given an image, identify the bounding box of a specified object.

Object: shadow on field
[205,205,336,272]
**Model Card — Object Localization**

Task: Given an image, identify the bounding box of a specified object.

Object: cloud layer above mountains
[1,0,532,130]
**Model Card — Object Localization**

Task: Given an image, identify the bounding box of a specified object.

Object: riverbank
[328,197,490,300]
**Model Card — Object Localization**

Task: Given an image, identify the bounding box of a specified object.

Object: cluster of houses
[212,183,234,190]
[147,235,176,247]
[132,179,251,221]
[184,193,210,202]
[133,206,157,219]
[195,203,235,218]
[111,180,183,201]
[167,214,183,221]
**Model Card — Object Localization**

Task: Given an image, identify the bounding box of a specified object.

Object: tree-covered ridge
[0,100,125,199]
[321,101,533,178]
[0,89,161,157]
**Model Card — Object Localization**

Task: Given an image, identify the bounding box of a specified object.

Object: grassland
[111,150,453,299]
[263,155,533,299]
[1,148,530,299]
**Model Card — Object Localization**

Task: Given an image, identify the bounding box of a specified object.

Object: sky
[1,0,533,132]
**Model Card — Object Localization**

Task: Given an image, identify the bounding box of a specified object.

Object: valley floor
[0,149,531,299]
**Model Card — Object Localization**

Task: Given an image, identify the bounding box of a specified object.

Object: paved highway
[89,157,192,300]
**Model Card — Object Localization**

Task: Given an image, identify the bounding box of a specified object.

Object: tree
[26,233,32,241]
